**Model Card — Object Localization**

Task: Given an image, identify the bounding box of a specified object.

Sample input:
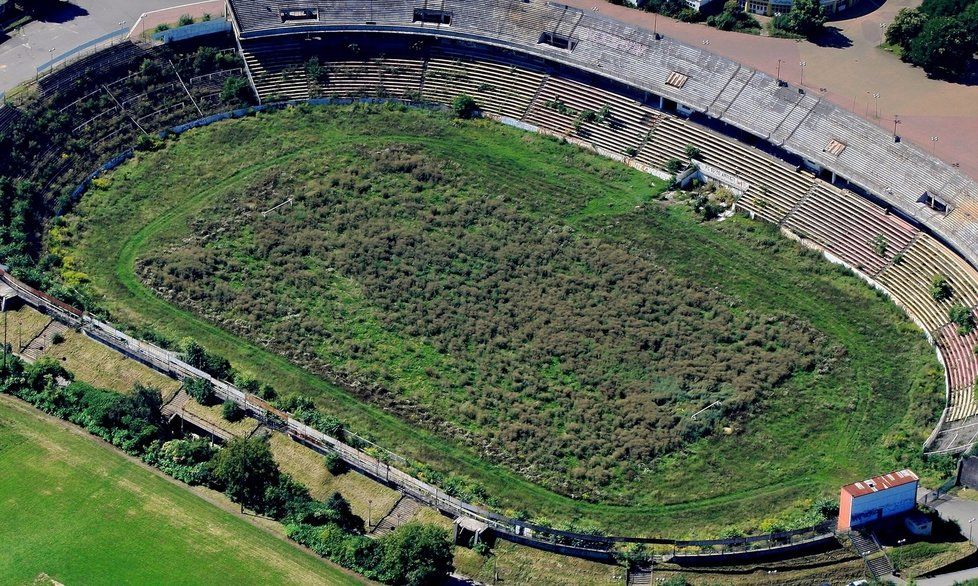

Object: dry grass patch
[414,506,453,531]
[4,305,50,349]
[454,541,622,586]
[267,433,399,520]
[42,329,181,396]
[182,399,261,437]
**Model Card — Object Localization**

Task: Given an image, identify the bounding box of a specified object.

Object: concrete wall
[849,482,918,528]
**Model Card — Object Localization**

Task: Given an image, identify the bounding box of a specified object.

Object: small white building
[838,469,919,531]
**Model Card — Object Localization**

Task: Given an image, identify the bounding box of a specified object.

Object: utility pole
[2,298,7,375]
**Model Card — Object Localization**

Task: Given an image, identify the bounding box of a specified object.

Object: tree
[771,0,827,38]
[920,0,973,17]
[451,94,478,119]
[960,2,978,34]
[930,275,953,301]
[212,437,280,509]
[186,377,216,405]
[222,399,244,422]
[376,523,454,586]
[707,0,761,32]
[907,17,976,79]
[885,8,927,50]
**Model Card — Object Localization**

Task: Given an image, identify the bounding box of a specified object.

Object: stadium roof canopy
[228,0,978,267]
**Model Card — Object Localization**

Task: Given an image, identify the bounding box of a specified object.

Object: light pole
[970,517,975,543]
[799,61,806,87]
[368,499,373,530]
[777,59,784,85]
[892,114,901,141]
[871,92,880,119]
[931,135,940,154]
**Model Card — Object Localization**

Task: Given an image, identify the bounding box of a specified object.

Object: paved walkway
[918,486,978,546]
[0,0,175,94]
[563,0,978,179]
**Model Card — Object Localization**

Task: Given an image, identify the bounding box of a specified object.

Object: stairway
[20,320,69,362]
[865,553,895,579]
[626,566,652,586]
[849,529,881,556]
[850,530,894,580]
[370,496,421,537]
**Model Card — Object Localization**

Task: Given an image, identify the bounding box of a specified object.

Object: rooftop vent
[665,71,688,89]
[413,8,452,25]
[539,32,577,51]
[825,139,847,156]
[281,8,318,22]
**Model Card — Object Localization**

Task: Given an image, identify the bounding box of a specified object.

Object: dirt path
[566,0,978,178]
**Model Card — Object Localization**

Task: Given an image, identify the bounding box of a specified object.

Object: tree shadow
[23,1,89,25]
[829,0,887,21]
[811,26,853,48]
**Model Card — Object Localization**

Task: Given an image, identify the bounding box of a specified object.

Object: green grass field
[0,395,365,585]
[61,104,945,537]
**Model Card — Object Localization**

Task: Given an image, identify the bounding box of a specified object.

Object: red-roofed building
[838,469,919,531]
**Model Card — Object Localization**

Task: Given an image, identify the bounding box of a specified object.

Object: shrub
[325,452,347,475]
[51,332,65,344]
[154,23,170,33]
[451,94,478,119]
[134,133,163,152]
[178,14,194,26]
[930,275,952,301]
[182,339,233,380]
[665,158,686,174]
[949,305,975,335]
[222,399,244,422]
[873,234,888,257]
[684,144,701,160]
[220,76,255,107]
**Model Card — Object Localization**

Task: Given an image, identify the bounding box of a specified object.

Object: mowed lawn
[0,396,365,586]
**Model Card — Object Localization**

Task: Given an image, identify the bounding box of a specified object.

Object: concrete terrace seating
[242,39,311,100]
[36,42,148,100]
[875,234,978,334]
[638,116,814,224]
[227,0,978,272]
[423,54,542,119]
[313,58,424,99]
[936,321,978,421]
[782,181,918,276]
[523,74,662,157]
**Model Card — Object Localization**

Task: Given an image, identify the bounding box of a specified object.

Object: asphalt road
[0,0,175,94]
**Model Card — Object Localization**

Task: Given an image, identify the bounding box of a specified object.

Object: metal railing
[36,27,130,76]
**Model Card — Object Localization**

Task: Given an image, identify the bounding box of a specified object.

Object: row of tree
[1,357,454,585]
[886,0,977,78]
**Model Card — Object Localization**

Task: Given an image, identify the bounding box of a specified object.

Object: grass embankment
[0,395,364,585]
[5,305,179,395]
[63,104,944,537]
